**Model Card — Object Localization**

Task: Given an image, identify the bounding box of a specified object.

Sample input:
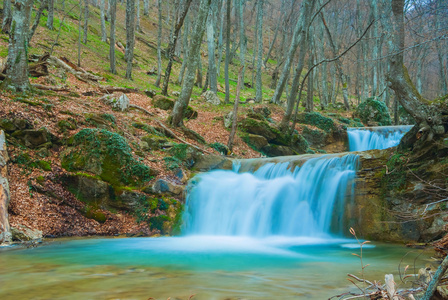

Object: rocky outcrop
[0,130,11,243]
[355,98,392,126]
[152,179,184,196]
[101,93,130,111]
[11,225,42,242]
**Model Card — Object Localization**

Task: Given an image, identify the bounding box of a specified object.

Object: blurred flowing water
[0,141,430,299]
[347,125,413,151]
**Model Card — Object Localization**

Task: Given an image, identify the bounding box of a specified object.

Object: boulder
[296,112,336,133]
[202,91,221,105]
[356,98,392,126]
[243,134,268,151]
[11,225,42,241]
[290,134,310,154]
[300,126,328,148]
[171,91,180,97]
[21,129,48,148]
[152,179,184,196]
[142,135,169,150]
[101,93,130,111]
[152,95,175,110]
[253,106,271,118]
[192,154,233,171]
[144,89,156,98]
[239,118,277,141]
[261,145,296,157]
[63,173,111,207]
[62,129,156,187]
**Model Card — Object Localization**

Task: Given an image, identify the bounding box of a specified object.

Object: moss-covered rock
[141,135,169,150]
[239,118,289,145]
[61,128,155,187]
[356,98,392,126]
[152,95,175,110]
[261,145,296,157]
[300,126,328,148]
[253,106,271,118]
[296,112,336,133]
[84,113,116,129]
[290,134,310,154]
[242,134,269,151]
[209,142,229,155]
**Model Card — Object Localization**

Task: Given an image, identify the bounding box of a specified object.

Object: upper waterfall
[347,125,413,151]
[183,154,359,237]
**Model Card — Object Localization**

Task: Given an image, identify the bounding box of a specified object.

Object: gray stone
[171,91,180,97]
[192,154,233,171]
[202,91,221,105]
[11,225,42,241]
[244,134,268,151]
[144,89,156,98]
[224,111,234,128]
[152,179,184,196]
[22,130,48,148]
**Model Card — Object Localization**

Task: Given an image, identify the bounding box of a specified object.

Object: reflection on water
[0,237,432,300]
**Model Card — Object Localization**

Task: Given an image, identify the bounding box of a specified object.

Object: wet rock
[192,154,233,171]
[152,179,184,196]
[11,225,42,241]
[261,145,296,157]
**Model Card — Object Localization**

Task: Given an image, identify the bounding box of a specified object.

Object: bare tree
[224,0,231,103]
[47,0,55,30]
[228,67,244,152]
[2,0,12,33]
[255,0,264,103]
[125,0,136,79]
[206,0,218,93]
[83,0,89,44]
[109,0,117,74]
[161,0,193,95]
[100,0,107,41]
[170,0,211,127]
[155,0,163,86]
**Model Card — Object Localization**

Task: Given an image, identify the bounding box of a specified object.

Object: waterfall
[183,154,359,237]
[347,125,413,151]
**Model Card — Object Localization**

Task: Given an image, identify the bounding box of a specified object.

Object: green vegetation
[296,112,336,133]
[356,98,392,126]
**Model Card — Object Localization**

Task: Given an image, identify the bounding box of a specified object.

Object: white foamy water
[347,125,413,151]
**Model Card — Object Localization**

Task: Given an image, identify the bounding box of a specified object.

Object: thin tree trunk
[306,45,314,112]
[271,0,313,104]
[237,0,246,86]
[136,0,141,32]
[206,0,218,93]
[216,0,225,76]
[370,0,379,97]
[228,67,244,152]
[125,0,136,79]
[109,0,117,73]
[161,0,193,95]
[83,0,89,44]
[170,0,211,127]
[155,0,163,86]
[100,0,107,41]
[143,0,149,16]
[224,0,231,104]
[30,0,46,41]
[47,0,55,30]
[196,51,203,88]
[78,0,82,66]
[321,12,350,110]
[177,14,190,85]
[255,0,264,103]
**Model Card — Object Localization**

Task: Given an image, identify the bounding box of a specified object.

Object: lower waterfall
[183,154,359,237]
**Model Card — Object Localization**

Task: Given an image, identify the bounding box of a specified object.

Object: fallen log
[32,84,70,92]
[47,56,104,84]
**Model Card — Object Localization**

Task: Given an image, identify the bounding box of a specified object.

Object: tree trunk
[321,12,350,110]
[306,44,314,112]
[170,0,211,127]
[255,0,263,103]
[206,0,217,93]
[47,0,55,30]
[177,14,190,85]
[143,0,149,16]
[386,0,445,146]
[270,0,314,104]
[2,0,12,33]
[125,0,136,79]
[228,67,243,152]
[224,0,231,104]
[83,0,89,44]
[237,0,246,86]
[100,0,107,42]
[78,0,82,66]
[109,0,117,74]
[216,0,225,76]
[1,0,33,92]
[136,0,141,32]
[195,51,203,88]
[30,0,46,42]
[161,0,193,95]
[155,0,162,86]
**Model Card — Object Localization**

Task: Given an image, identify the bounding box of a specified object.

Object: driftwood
[129,104,213,155]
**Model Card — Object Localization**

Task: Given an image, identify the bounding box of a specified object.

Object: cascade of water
[183,154,359,237]
[347,125,413,151]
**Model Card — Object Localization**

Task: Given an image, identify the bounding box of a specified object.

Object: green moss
[37,160,52,171]
[163,156,181,170]
[296,112,336,133]
[356,98,392,126]
[61,128,153,187]
[209,142,229,155]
